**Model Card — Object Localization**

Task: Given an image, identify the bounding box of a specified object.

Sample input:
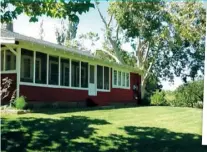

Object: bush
[174,80,204,108]
[14,96,27,109]
[150,90,167,106]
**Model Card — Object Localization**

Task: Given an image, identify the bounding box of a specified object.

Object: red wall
[1,73,17,103]
[20,72,141,106]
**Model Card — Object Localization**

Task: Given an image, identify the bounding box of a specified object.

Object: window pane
[5,50,16,71]
[1,50,4,71]
[81,62,88,88]
[122,72,125,87]
[61,58,70,86]
[36,52,47,84]
[113,70,117,86]
[71,60,80,87]
[118,71,121,86]
[126,73,130,87]
[21,49,34,82]
[104,67,109,90]
[49,56,59,85]
[90,65,95,83]
[97,65,103,89]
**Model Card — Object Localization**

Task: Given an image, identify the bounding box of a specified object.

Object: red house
[1,28,141,107]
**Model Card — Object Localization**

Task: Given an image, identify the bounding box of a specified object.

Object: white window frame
[97,65,110,92]
[112,69,130,89]
[21,55,33,79]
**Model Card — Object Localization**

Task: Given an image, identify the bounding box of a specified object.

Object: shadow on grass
[30,105,139,115]
[1,116,110,152]
[1,117,206,152]
[93,126,207,152]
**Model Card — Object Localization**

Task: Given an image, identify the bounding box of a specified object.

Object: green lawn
[1,106,206,152]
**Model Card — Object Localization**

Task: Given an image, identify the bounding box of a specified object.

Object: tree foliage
[106,1,205,98]
[174,79,204,108]
[1,0,94,23]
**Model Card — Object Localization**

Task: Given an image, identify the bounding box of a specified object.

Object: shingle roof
[0,28,141,74]
[0,28,93,57]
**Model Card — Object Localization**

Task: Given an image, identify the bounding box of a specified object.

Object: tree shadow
[2,117,206,152]
[1,116,110,152]
[30,105,139,115]
[93,126,207,152]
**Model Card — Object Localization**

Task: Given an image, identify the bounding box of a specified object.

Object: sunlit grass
[1,106,206,152]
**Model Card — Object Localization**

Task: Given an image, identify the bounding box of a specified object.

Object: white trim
[0,70,17,74]
[19,82,88,90]
[69,59,71,87]
[0,37,15,44]
[33,51,36,83]
[79,61,81,87]
[46,54,49,84]
[16,47,21,98]
[5,45,17,55]
[58,56,61,86]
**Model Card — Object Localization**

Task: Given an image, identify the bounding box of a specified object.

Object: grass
[1,106,206,152]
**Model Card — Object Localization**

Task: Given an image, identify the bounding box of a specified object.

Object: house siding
[19,72,141,106]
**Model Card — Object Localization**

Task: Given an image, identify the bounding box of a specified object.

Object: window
[97,65,110,90]
[122,72,126,87]
[97,65,103,89]
[1,50,4,71]
[81,62,88,88]
[113,69,130,89]
[118,71,121,86]
[6,50,16,70]
[104,67,109,90]
[21,49,34,82]
[35,52,47,84]
[126,73,130,87]
[113,70,117,86]
[49,56,59,85]
[1,50,16,71]
[71,60,80,87]
[61,58,70,86]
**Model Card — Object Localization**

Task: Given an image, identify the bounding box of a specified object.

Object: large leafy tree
[96,1,205,98]
[1,0,94,23]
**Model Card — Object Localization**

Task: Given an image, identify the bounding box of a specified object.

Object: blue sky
[12,1,184,90]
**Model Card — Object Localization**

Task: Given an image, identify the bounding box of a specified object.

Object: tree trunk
[141,76,147,99]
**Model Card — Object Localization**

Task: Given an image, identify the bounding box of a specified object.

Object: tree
[96,1,205,99]
[55,19,78,46]
[39,19,45,40]
[96,1,170,98]
[1,0,94,23]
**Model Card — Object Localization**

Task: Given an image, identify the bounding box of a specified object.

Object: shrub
[14,96,27,109]
[174,80,204,108]
[150,90,167,106]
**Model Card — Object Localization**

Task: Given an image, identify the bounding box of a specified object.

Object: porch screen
[71,60,80,87]
[49,56,59,85]
[81,62,88,88]
[21,49,34,82]
[104,67,109,90]
[35,52,47,84]
[61,58,70,86]
[97,65,103,89]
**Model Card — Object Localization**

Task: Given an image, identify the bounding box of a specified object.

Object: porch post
[16,47,21,98]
